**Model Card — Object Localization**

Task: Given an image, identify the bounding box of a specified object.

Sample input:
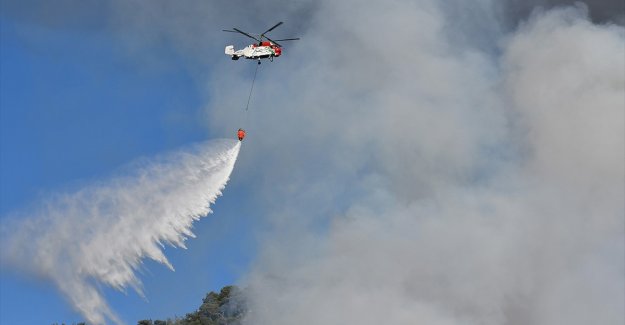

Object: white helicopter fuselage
[225,44,280,61]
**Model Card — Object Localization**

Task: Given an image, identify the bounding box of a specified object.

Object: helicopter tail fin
[225,45,235,56]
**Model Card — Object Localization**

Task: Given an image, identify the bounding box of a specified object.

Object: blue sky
[0,13,257,324]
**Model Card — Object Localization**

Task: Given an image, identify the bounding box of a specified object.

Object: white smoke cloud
[205,3,623,325]
[0,139,241,325]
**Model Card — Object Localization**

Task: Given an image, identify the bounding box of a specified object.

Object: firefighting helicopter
[223,22,299,63]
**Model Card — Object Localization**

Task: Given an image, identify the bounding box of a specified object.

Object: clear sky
[0,9,258,324]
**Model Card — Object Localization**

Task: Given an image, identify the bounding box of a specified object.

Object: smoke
[0,139,241,325]
[204,2,624,325]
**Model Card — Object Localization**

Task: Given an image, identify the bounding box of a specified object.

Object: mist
[0,139,241,324]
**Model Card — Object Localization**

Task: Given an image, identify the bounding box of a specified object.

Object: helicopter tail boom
[225,45,242,60]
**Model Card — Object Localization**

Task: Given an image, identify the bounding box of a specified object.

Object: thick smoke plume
[205,3,624,325]
[1,139,241,324]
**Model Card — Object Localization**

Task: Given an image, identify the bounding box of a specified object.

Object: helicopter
[223,22,300,63]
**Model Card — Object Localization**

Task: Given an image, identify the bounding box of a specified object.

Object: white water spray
[1,139,241,325]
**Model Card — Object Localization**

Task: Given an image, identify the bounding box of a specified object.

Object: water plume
[1,139,241,325]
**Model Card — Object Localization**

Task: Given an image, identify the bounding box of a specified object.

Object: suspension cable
[245,62,260,111]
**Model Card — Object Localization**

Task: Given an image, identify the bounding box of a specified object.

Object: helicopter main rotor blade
[271,38,300,41]
[261,22,283,36]
[232,28,261,42]
[222,29,239,33]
